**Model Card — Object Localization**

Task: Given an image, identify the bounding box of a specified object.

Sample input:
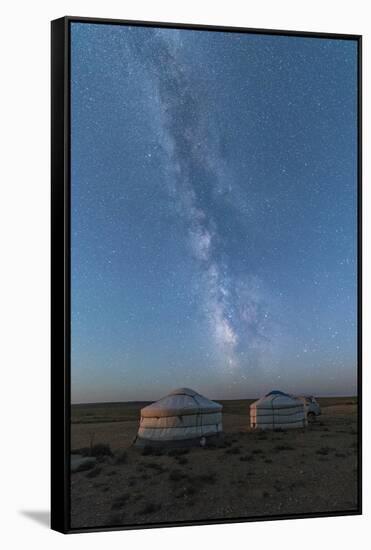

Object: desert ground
[70,397,359,529]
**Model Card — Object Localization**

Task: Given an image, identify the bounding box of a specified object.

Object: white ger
[135,387,223,446]
[250,390,307,430]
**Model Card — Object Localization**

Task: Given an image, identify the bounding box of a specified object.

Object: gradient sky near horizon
[70,23,358,404]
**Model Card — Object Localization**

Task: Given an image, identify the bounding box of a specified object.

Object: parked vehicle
[297,395,321,421]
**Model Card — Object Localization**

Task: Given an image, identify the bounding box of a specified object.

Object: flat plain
[70,397,359,529]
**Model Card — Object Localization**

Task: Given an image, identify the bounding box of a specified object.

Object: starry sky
[70,22,358,404]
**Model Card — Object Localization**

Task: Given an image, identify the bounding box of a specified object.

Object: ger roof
[251,390,302,409]
[140,388,222,418]
[266,390,289,397]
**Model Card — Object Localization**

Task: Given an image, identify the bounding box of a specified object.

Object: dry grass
[71,397,359,529]
[85,466,102,479]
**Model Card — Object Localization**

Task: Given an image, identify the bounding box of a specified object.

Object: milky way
[70,23,358,403]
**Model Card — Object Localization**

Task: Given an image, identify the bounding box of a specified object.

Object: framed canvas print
[51,16,362,533]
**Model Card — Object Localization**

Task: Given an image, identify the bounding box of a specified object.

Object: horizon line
[71,394,357,406]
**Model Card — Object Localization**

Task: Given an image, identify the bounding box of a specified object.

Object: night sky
[70,23,358,403]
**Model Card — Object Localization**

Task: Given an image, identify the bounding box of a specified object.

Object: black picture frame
[51,16,362,534]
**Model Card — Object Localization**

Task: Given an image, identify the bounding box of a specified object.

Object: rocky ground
[70,397,359,530]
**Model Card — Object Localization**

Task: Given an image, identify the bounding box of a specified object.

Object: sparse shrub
[177,457,188,465]
[138,502,159,515]
[153,448,164,456]
[265,458,273,464]
[168,448,189,457]
[71,447,91,457]
[274,445,294,452]
[197,472,216,484]
[209,437,227,450]
[226,447,240,455]
[252,448,264,454]
[142,446,164,456]
[111,493,130,510]
[106,470,117,476]
[72,442,112,459]
[143,462,165,473]
[90,443,113,458]
[203,441,217,450]
[85,466,102,478]
[263,491,270,498]
[273,481,283,492]
[141,445,154,456]
[316,446,334,456]
[105,513,124,526]
[114,451,128,465]
[93,482,105,488]
[73,460,95,473]
[169,469,187,482]
[290,480,305,489]
[175,485,197,499]
[240,455,254,462]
